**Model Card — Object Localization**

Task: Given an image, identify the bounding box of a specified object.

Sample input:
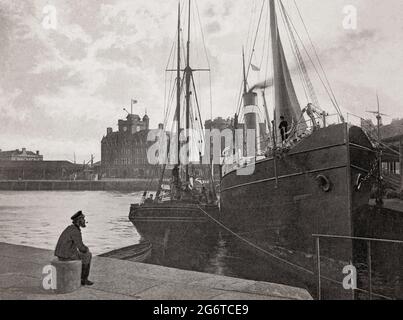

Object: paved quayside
[0,242,312,300]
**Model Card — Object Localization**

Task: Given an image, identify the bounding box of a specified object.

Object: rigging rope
[197,205,315,276]
[293,0,343,119]
[277,2,310,105]
[236,0,267,117]
[278,1,319,108]
[280,1,320,108]
[194,0,213,123]
[283,0,343,120]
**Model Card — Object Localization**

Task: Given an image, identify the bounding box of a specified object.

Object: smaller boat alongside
[99,241,152,262]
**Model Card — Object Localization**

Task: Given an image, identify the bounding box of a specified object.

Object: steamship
[219,0,377,287]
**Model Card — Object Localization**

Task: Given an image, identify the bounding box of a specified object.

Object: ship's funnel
[243,91,258,131]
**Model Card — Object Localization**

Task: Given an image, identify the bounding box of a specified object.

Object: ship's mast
[269,0,306,135]
[171,0,207,185]
[185,0,192,182]
[176,2,181,171]
[269,0,278,125]
[242,47,248,95]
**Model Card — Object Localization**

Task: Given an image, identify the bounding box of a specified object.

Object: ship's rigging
[235,0,345,144]
[157,0,214,198]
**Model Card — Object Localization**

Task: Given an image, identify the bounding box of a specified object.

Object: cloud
[206,21,221,34]
[1,0,403,162]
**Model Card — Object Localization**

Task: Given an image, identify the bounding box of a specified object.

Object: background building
[380,119,403,185]
[101,113,160,179]
[0,160,83,180]
[0,148,96,181]
[0,148,43,161]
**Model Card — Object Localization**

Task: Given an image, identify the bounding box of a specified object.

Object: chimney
[107,127,113,135]
[118,120,124,132]
[22,148,26,153]
[36,150,40,155]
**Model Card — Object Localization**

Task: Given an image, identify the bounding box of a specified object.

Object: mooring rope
[198,205,397,300]
[197,205,314,275]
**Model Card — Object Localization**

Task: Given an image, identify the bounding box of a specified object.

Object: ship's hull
[129,201,220,270]
[220,124,376,296]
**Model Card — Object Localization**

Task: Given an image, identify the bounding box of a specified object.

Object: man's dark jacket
[55,224,88,259]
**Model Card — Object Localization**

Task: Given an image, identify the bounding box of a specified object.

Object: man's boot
[81,264,94,286]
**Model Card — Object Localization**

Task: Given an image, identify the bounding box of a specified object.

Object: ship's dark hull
[220,124,376,296]
[129,201,220,270]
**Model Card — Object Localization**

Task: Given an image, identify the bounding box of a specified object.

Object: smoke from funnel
[249,78,274,92]
[248,65,300,93]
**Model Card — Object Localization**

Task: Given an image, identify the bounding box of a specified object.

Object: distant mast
[176,2,181,171]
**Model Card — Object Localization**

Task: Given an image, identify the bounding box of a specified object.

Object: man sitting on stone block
[55,211,94,286]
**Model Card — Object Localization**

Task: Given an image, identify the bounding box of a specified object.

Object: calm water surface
[1,191,399,299]
[0,191,142,255]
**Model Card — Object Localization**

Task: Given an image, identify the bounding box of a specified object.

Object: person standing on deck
[279,116,289,143]
[55,211,94,286]
[171,164,181,200]
[172,164,179,186]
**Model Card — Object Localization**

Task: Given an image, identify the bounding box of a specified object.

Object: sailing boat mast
[176,2,181,172]
[185,0,192,182]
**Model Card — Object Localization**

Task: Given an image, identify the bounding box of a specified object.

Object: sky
[0,0,402,162]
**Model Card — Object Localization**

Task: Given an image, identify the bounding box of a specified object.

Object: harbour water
[0,191,142,255]
[0,191,400,299]
[0,191,307,288]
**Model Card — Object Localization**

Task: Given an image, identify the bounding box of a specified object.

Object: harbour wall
[0,179,162,192]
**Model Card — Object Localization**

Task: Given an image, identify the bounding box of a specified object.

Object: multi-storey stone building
[101,113,162,179]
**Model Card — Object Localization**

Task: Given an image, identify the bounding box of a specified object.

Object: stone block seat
[51,258,82,294]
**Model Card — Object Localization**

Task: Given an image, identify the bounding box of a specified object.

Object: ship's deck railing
[220,113,343,174]
[346,112,381,141]
[264,113,342,151]
[346,112,369,128]
[241,112,360,158]
[313,234,403,300]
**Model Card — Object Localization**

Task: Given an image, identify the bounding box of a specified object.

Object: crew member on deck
[302,103,319,130]
[145,194,154,204]
[172,164,180,200]
[55,211,94,286]
[172,164,179,185]
[200,186,208,203]
[279,116,289,142]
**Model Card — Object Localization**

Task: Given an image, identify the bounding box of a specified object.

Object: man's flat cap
[71,211,85,220]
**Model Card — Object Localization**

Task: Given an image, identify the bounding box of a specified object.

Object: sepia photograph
[0,0,403,306]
